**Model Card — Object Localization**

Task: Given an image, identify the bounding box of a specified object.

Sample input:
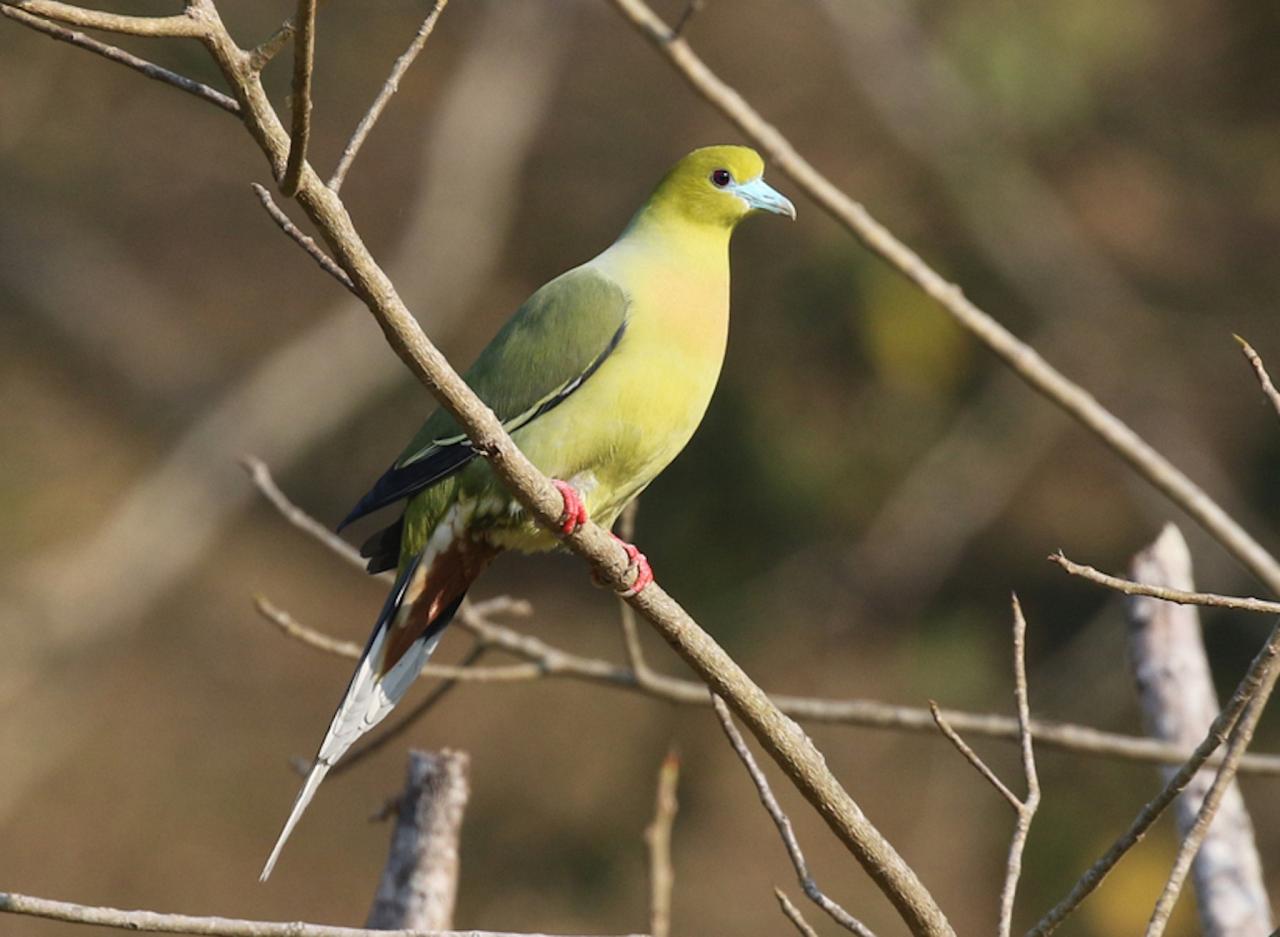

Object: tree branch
[1236,336,1280,422]
[279,0,316,196]
[1051,551,1280,615]
[0,891,645,937]
[329,0,448,192]
[248,188,357,294]
[0,5,238,113]
[0,0,206,37]
[711,695,876,937]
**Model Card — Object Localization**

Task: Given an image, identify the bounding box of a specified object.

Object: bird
[260,145,795,880]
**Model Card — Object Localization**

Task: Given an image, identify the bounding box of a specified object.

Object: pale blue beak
[732,175,797,219]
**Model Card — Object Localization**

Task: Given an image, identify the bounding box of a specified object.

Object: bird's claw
[603,533,653,597]
[552,479,588,535]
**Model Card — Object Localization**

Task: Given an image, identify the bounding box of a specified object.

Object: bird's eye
[710,168,733,188]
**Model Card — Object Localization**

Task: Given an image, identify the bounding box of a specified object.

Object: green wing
[339,267,629,530]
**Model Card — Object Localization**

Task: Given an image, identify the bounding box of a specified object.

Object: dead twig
[329,0,448,192]
[1051,551,1280,616]
[930,596,1038,937]
[644,750,679,937]
[775,890,820,937]
[280,0,317,197]
[711,695,876,937]
[1236,336,1280,422]
[0,6,238,113]
[249,186,357,294]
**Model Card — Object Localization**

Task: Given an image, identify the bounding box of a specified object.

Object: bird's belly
[484,330,724,552]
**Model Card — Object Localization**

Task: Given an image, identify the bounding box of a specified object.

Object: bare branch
[329,0,448,192]
[0,890,645,937]
[1001,596,1040,937]
[280,0,317,196]
[711,695,877,937]
[0,0,206,37]
[1051,551,1280,615]
[367,750,470,932]
[1125,526,1273,937]
[0,6,237,113]
[930,597,1038,937]
[1236,336,1280,422]
[249,186,357,294]
[775,890,821,937]
[644,750,679,937]
[615,501,651,677]
[929,701,1020,810]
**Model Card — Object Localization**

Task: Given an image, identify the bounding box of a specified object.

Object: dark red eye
[710,168,732,187]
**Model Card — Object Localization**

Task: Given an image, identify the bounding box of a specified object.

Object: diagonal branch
[1236,337,1280,422]
[249,187,357,294]
[280,0,317,197]
[711,695,877,937]
[329,0,448,192]
[0,0,206,37]
[0,5,238,113]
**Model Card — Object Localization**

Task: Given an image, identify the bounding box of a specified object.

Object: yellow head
[637,145,796,231]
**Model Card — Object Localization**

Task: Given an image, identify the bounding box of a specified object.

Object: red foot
[612,533,654,597]
[552,479,588,535]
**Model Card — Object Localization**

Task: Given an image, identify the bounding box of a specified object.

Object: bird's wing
[338,267,630,530]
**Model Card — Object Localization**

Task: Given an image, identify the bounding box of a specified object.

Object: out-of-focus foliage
[1,0,1276,935]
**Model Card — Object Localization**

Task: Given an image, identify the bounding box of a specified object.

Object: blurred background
[2,0,1279,934]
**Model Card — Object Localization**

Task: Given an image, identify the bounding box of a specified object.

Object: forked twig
[330,0,449,192]
[930,595,1038,937]
[711,695,876,937]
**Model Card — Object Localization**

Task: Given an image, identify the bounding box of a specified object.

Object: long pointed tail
[260,528,493,880]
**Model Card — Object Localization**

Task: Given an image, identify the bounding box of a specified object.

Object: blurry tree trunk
[1126,524,1272,936]
[367,749,470,931]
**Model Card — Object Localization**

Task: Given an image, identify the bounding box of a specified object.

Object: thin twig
[669,0,704,38]
[929,701,1019,809]
[775,890,821,937]
[644,750,679,937]
[250,185,357,294]
[1027,619,1280,936]
[615,501,650,677]
[0,890,645,937]
[711,695,877,937]
[1236,336,1280,422]
[280,0,317,197]
[0,0,205,37]
[1051,551,1280,615]
[929,596,1039,937]
[1002,596,1040,937]
[329,0,448,192]
[0,6,238,113]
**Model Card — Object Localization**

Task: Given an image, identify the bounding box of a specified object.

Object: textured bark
[367,750,470,932]
[1127,525,1273,937]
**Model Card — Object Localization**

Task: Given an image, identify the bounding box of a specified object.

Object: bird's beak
[733,176,797,220]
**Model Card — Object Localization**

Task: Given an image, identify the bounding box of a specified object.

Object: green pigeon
[261,145,795,879]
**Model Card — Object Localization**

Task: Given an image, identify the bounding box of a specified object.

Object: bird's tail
[260,520,495,881]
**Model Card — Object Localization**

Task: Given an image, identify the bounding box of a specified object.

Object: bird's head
[643,145,796,230]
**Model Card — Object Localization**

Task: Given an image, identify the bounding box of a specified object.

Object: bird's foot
[552,479,589,535]
[607,533,653,597]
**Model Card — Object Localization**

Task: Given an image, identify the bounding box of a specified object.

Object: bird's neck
[617,202,733,270]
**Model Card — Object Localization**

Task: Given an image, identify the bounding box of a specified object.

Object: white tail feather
[260,517,463,880]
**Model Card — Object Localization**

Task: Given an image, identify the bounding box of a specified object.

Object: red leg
[552,479,589,535]
[612,533,654,597]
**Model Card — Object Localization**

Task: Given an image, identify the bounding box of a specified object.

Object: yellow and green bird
[261,145,794,879]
